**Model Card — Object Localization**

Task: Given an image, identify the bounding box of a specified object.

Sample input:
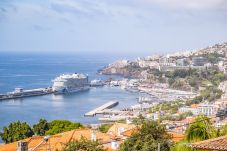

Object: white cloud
[2,0,226,25]
[49,0,145,19]
[141,0,227,11]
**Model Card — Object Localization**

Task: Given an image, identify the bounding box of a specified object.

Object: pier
[95,109,126,115]
[0,87,54,100]
[84,101,119,116]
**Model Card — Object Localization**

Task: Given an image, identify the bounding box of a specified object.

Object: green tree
[161,112,193,121]
[188,76,198,88]
[62,137,106,151]
[219,124,227,136]
[98,124,112,133]
[172,69,190,78]
[33,118,49,136]
[46,120,83,135]
[119,120,171,151]
[200,86,223,101]
[171,141,196,151]
[0,121,34,143]
[207,53,223,64]
[186,115,216,142]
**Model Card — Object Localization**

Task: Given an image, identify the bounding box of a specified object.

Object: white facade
[178,107,199,115]
[198,104,219,116]
[179,103,220,116]
[110,60,129,68]
[137,60,159,68]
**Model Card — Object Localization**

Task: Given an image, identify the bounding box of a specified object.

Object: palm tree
[219,124,227,136]
[186,115,216,142]
[171,141,196,151]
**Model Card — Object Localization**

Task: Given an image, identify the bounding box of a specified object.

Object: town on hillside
[0,42,226,151]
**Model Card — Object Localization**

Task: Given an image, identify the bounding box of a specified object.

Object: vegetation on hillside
[119,120,171,151]
[1,116,226,150]
[33,118,49,136]
[150,100,184,114]
[206,52,225,64]
[98,124,112,133]
[33,119,83,136]
[165,67,225,90]
[186,115,217,142]
[0,121,34,143]
[171,141,196,151]
[45,120,83,135]
[218,124,227,136]
[62,137,105,151]
[186,86,223,105]
[161,112,193,121]
[0,119,83,143]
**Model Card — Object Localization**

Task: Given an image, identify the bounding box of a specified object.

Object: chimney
[126,118,132,124]
[91,130,97,141]
[17,141,28,151]
[111,139,119,150]
[91,124,99,141]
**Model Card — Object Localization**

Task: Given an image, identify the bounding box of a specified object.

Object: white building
[137,60,159,68]
[198,104,219,116]
[178,107,199,115]
[214,118,227,128]
[219,81,227,99]
[109,60,129,68]
[146,113,159,121]
[218,61,225,72]
[179,103,220,116]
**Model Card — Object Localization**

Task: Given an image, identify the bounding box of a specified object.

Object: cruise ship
[52,73,89,94]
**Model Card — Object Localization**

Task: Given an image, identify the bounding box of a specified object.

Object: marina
[0,85,139,131]
[98,109,139,122]
[84,101,119,116]
[90,80,105,87]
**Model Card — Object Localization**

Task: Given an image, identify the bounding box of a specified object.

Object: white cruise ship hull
[52,73,90,95]
[54,86,90,94]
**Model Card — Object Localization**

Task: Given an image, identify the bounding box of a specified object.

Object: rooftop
[121,127,185,142]
[189,135,227,151]
[0,128,112,151]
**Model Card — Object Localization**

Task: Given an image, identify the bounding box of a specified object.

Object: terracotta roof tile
[121,128,139,137]
[190,135,227,151]
[107,123,136,137]
[121,128,185,142]
[168,132,185,142]
[0,128,113,151]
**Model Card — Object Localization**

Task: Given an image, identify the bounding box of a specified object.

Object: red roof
[189,135,227,151]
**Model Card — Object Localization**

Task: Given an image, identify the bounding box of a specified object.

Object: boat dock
[0,87,54,100]
[95,109,126,115]
[84,101,119,116]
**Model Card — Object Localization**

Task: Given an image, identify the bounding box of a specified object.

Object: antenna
[30,136,51,151]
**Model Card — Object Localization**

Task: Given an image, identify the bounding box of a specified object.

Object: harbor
[0,74,199,123]
[84,93,161,122]
[0,85,139,129]
[0,73,105,101]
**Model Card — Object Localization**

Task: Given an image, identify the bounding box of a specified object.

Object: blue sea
[0,53,140,132]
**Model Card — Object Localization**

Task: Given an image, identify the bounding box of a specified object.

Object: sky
[0,0,227,56]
